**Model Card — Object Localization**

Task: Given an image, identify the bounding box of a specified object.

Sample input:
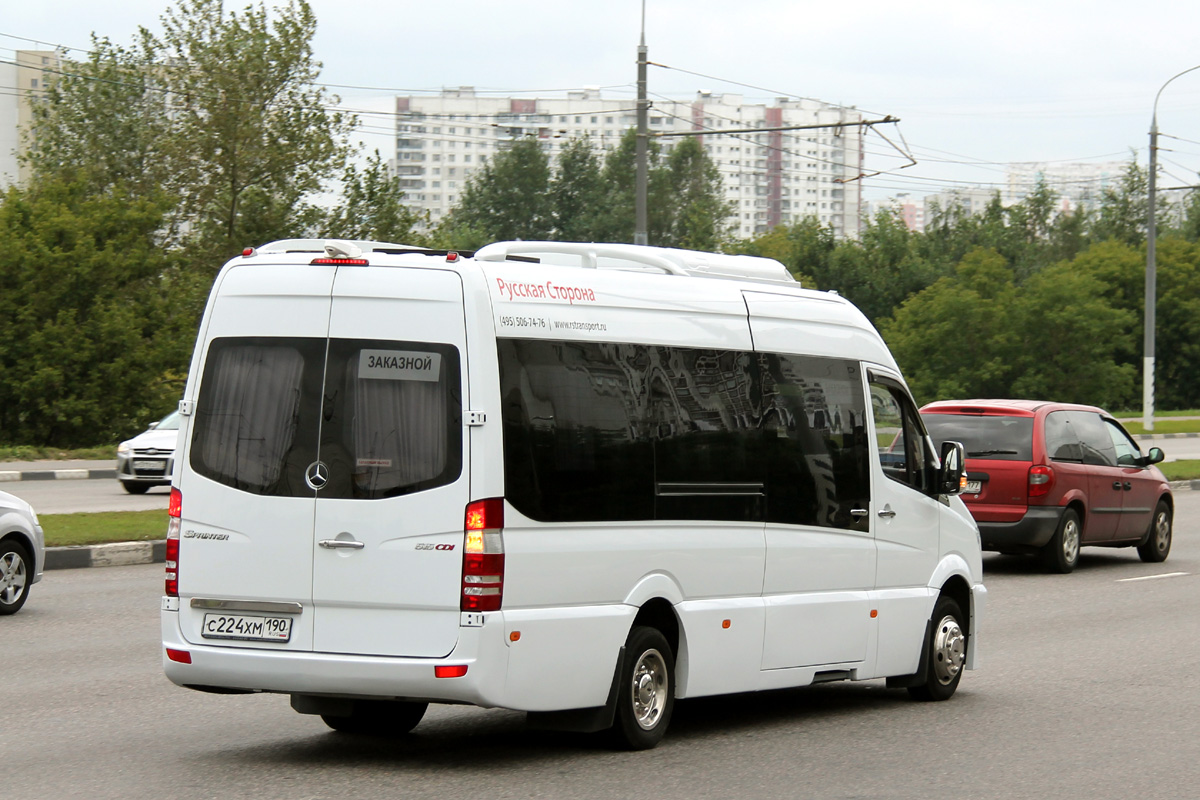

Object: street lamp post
[1145,65,1200,433]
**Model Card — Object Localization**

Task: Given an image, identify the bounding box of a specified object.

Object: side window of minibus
[869,380,929,494]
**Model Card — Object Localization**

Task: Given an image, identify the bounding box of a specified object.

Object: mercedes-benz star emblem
[305,461,330,491]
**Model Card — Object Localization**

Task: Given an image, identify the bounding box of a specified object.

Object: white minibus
[162,240,985,749]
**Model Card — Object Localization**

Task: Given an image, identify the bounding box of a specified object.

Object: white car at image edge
[1,489,45,615]
[116,410,180,494]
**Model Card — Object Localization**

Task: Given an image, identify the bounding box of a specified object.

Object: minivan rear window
[921,413,1033,461]
[190,337,461,498]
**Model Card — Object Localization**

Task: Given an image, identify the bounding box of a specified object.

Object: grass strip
[40,509,168,548]
[1160,460,1200,483]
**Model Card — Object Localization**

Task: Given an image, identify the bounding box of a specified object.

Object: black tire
[321,700,428,736]
[0,539,32,615]
[1041,508,1081,574]
[908,596,967,702]
[121,482,151,495]
[610,626,675,750]
[1137,500,1172,563]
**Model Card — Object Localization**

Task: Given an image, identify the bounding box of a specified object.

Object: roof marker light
[242,247,256,257]
[446,251,459,262]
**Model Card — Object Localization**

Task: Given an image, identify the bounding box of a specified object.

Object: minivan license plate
[965,480,982,494]
[201,612,292,642]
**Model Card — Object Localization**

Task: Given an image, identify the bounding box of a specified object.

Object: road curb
[45,540,165,571]
[0,469,118,482]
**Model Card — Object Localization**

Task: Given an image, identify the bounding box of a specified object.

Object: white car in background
[1,490,44,615]
[116,410,180,494]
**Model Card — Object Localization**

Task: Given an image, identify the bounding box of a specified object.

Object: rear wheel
[908,596,967,702]
[0,540,32,615]
[610,626,675,750]
[1137,501,1172,563]
[321,700,428,736]
[1042,508,1081,574]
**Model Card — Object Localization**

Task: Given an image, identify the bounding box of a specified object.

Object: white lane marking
[1117,572,1190,582]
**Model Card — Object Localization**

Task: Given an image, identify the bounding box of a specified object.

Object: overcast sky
[6,0,1200,201]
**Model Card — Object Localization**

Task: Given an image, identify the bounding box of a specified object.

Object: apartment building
[393,87,865,240]
[0,49,60,189]
[1006,161,1127,211]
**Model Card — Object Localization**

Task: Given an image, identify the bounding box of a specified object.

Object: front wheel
[0,540,32,615]
[610,626,675,750]
[121,481,151,495]
[321,700,428,736]
[1137,500,1172,563]
[908,596,967,702]
[1042,508,1081,574]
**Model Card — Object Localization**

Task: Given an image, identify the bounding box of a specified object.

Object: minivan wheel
[1137,501,1172,563]
[0,540,32,615]
[610,626,675,750]
[908,596,967,702]
[321,700,428,736]
[1042,509,1081,574]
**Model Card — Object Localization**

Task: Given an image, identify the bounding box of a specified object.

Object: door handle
[850,508,870,519]
[1123,482,1132,491]
[318,539,365,550]
[877,505,897,519]
[1113,481,1123,491]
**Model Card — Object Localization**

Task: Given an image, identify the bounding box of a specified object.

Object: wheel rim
[0,551,28,606]
[931,614,965,686]
[631,648,668,730]
[1062,518,1080,564]
[1153,510,1171,554]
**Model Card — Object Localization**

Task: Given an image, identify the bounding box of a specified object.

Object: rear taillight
[1028,465,1054,499]
[462,498,505,612]
[166,487,182,597]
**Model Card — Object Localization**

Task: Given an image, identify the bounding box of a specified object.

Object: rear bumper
[977,506,1064,551]
[161,609,512,708]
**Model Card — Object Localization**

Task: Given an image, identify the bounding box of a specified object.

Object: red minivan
[920,400,1173,573]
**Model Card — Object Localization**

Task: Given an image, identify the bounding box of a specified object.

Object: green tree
[449,137,552,242]
[733,217,829,286]
[0,177,179,446]
[819,209,940,325]
[657,137,734,251]
[549,136,605,242]
[1091,158,1148,246]
[881,248,1020,404]
[24,35,172,202]
[314,151,427,244]
[152,0,356,259]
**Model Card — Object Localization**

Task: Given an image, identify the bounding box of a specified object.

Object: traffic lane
[2,494,1198,800]
[1,477,170,514]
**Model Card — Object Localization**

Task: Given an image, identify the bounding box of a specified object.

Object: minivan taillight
[462,498,505,612]
[1028,465,1054,499]
[166,487,182,597]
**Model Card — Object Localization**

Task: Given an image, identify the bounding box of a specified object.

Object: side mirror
[1145,447,1165,465]
[939,441,966,495]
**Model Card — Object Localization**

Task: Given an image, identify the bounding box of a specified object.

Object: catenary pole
[1145,64,1200,432]
[635,1,649,246]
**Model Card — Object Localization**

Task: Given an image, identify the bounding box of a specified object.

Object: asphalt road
[0,475,171,514]
[4,491,1199,800]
